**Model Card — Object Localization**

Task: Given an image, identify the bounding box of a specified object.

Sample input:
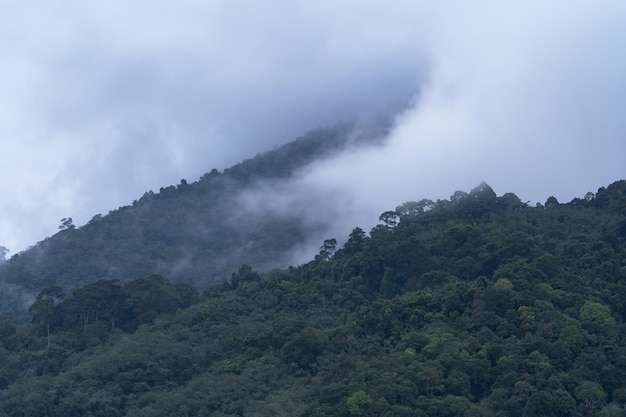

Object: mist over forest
[0,122,390,319]
[0,151,625,415]
[0,116,625,417]
[1,2,625,415]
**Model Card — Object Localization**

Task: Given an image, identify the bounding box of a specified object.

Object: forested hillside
[0,180,625,416]
[0,123,384,319]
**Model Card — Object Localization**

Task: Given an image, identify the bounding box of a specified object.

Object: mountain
[0,180,625,416]
[0,122,385,320]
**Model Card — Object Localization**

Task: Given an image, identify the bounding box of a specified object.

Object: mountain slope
[0,180,625,416]
[0,123,384,319]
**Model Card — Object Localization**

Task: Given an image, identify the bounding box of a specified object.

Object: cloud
[0,0,624,255]
[256,0,626,256]
[0,0,425,252]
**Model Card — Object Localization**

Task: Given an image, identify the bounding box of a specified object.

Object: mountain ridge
[0,123,385,319]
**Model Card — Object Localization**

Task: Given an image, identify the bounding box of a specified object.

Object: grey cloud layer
[0,1,425,252]
[1,0,625,254]
[250,0,626,254]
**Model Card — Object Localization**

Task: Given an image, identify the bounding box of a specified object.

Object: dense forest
[0,123,385,320]
[0,178,625,416]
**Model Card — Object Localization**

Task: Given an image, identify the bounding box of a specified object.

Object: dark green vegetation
[0,179,625,416]
[0,123,384,320]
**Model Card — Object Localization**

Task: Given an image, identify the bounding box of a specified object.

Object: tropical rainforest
[0,123,383,320]
[0,126,625,416]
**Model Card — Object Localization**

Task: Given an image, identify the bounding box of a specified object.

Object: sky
[1,1,625,255]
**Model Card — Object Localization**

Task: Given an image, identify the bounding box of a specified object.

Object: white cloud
[0,0,624,253]
[278,0,626,249]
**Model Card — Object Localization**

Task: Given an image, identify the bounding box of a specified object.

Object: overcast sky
[1,1,625,255]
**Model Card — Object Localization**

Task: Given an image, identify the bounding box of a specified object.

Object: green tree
[121,274,177,330]
[29,285,64,347]
[575,381,606,412]
[379,211,399,228]
[380,267,397,298]
[579,301,614,325]
[346,390,373,416]
[343,228,366,254]
[545,196,559,208]
[552,389,577,417]
[281,326,324,369]
[523,390,555,417]
[317,238,338,261]
[64,284,101,333]
[230,264,261,289]
[59,217,75,230]
[90,279,125,330]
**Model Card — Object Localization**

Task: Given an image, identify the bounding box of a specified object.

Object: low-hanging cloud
[237,0,626,261]
[0,1,425,252]
[1,0,625,255]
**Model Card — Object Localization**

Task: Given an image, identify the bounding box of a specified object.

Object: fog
[240,1,626,261]
[1,0,624,254]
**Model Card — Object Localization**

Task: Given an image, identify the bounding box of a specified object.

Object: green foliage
[0,179,626,416]
[346,390,374,415]
[575,381,607,411]
[579,301,614,325]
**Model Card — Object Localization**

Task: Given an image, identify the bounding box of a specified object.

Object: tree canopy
[0,179,625,416]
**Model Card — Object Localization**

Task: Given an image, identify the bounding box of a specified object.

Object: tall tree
[29,286,64,347]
